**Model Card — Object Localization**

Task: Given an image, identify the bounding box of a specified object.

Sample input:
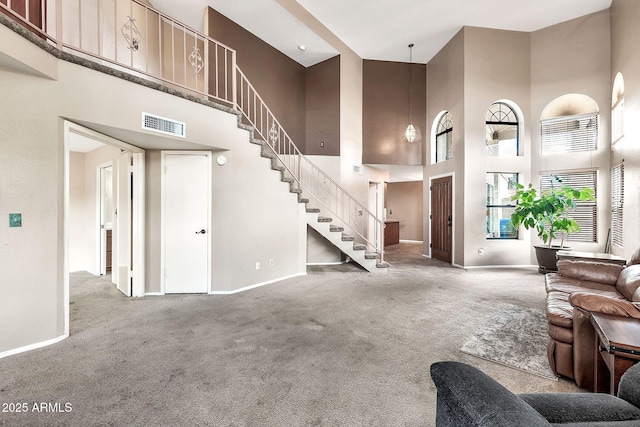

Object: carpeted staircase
[239,126,387,272]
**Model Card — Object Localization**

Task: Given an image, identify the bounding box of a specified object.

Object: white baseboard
[0,334,68,359]
[462,264,538,270]
[144,292,163,296]
[306,261,347,266]
[399,240,423,244]
[209,272,307,295]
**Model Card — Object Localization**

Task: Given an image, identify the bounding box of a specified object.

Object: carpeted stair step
[329,225,344,232]
[306,207,321,213]
[376,261,390,268]
[365,252,378,260]
[353,243,366,251]
[318,216,333,223]
[341,234,355,242]
[299,197,309,204]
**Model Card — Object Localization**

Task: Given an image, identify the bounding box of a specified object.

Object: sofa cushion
[618,363,640,409]
[546,291,573,329]
[617,264,640,302]
[520,392,640,424]
[547,322,572,344]
[557,259,624,286]
[569,292,640,319]
[628,248,640,266]
[546,274,623,298]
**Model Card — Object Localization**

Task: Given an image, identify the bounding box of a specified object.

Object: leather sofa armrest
[557,260,624,286]
[569,292,640,319]
[430,361,551,426]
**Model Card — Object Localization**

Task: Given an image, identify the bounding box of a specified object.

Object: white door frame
[96,161,113,276]
[160,151,212,294]
[64,120,146,303]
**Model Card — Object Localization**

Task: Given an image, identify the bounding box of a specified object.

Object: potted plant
[510,178,595,273]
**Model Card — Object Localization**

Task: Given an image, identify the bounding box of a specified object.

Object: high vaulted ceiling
[150,0,612,66]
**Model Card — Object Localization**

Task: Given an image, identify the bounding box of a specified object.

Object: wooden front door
[431,176,452,263]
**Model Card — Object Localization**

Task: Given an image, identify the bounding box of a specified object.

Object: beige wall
[69,151,88,272]
[462,27,532,267]
[424,29,465,263]
[0,22,306,355]
[386,181,423,241]
[610,0,640,258]
[530,10,611,256]
[68,145,121,273]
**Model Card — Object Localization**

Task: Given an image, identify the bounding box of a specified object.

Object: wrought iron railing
[0,0,384,261]
[237,69,384,259]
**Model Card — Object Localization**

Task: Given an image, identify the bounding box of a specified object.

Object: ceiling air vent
[142,112,186,138]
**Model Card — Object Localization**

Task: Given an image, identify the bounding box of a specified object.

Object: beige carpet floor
[0,243,581,426]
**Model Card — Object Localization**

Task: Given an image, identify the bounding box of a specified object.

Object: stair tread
[317,217,333,223]
[306,208,321,213]
[353,244,366,250]
[329,225,344,232]
[341,234,355,241]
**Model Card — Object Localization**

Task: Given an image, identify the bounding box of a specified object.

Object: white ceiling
[150,0,612,66]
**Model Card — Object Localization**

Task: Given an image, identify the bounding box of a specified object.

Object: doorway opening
[64,121,146,333]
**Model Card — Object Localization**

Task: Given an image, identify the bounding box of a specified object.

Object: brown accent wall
[206,7,306,147]
[305,56,340,156]
[362,60,425,165]
[386,181,423,241]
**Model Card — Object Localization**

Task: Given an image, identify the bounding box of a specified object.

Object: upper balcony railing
[0,0,384,261]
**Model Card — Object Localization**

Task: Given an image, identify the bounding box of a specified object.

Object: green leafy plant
[510,178,595,248]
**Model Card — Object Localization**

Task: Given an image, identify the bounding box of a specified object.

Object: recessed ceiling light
[298,45,306,51]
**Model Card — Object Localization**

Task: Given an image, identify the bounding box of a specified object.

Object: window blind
[540,113,598,154]
[611,164,624,248]
[539,171,597,243]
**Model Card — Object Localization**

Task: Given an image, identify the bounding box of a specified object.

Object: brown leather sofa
[544,249,640,390]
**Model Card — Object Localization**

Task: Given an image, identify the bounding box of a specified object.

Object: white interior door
[162,152,211,294]
[116,152,132,296]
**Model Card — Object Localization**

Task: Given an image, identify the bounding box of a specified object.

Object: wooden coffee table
[591,312,640,394]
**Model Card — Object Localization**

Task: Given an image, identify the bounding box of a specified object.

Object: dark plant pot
[534,245,572,274]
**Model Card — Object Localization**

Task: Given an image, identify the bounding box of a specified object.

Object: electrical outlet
[478,248,484,256]
[255,262,260,270]
[269,259,274,267]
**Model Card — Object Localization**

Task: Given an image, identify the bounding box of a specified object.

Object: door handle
[196,229,206,234]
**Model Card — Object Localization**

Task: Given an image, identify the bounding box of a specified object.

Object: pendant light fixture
[405,43,416,143]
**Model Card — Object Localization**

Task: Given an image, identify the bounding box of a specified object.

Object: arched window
[612,73,624,144]
[540,94,599,154]
[486,102,519,156]
[435,112,453,163]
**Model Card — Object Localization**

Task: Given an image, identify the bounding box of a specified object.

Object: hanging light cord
[408,43,414,124]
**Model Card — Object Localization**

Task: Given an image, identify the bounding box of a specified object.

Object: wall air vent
[142,112,186,138]
[353,165,364,174]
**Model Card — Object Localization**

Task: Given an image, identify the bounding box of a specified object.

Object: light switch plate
[9,213,22,227]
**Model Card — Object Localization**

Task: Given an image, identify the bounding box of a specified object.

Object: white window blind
[611,164,624,248]
[539,171,597,243]
[540,113,598,154]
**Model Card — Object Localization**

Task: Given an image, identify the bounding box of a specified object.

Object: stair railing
[1,0,385,261]
[1,0,237,107]
[237,68,385,261]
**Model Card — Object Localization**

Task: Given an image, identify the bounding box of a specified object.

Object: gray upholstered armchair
[430,361,640,426]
